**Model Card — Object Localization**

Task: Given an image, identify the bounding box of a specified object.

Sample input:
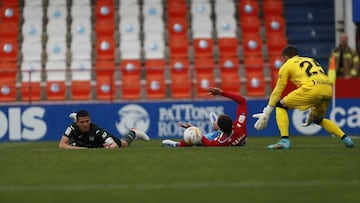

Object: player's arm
[58,135,87,149]
[268,67,288,107]
[207,87,246,104]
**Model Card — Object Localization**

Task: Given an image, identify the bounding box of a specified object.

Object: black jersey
[64,122,120,148]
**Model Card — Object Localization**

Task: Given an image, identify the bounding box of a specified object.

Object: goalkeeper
[253,45,354,149]
[162,87,248,147]
[58,110,149,149]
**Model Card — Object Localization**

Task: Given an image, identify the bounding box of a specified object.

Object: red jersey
[180,91,247,147]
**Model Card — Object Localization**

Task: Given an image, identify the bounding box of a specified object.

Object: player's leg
[120,129,150,147]
[312,99,354,148]
[267,101,291,149]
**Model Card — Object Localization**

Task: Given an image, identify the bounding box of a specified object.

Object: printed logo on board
[115,104,150,135]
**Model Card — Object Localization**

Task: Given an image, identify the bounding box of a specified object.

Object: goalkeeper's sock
[276,107,289,136]
[121,130,137,145]
[319,118,345,138]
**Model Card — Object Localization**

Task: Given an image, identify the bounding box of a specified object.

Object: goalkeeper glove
[252,105,274,130]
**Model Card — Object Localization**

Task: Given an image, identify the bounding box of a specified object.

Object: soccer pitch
[0,136,359,203]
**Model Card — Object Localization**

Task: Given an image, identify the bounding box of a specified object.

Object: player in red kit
[162,87,248,147]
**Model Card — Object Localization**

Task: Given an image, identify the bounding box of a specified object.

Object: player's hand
[178,123,192,129]
[207,87,222,95]
[252,105,274,130]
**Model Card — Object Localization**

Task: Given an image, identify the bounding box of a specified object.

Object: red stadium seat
[95,60,115,78]
[145,59,166,72]
[238,0,259,17]
[21,82,42,102]
[244,55,265,73]
[263,0,284,17]
[218,56,241,93]
[217,37,239,57]
[168,17,188,36]
[246,71,266,97]
[194,57,216,97]
[242,33,263,57]
[264,15,286,34]
[171,73,192,98]
[120,59,142,99]
[0,23,19,39]
[94,1,114,21]
[267,33,287,57]
[71,80,91,101]
[193,38,214,58]
[0,38,18,61]
[169,36,189,59]
[95,35,116,61]
[146,72,166,99]
[169,58,192,98]
[0,61,17,101]
[167,1,187,19]
[95,75,116,100]
[0,6,19,23]
[240,15,261,34]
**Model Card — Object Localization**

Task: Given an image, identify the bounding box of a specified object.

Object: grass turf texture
[0,136,359,203]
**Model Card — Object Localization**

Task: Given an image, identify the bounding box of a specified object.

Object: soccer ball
[183,126,202,145]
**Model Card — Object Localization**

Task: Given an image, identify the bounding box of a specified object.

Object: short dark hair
[282,45,298,58]
[217,114,233,134]
[76,110,89,120]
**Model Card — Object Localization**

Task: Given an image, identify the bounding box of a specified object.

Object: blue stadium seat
[286,25,335,42]
[285,9,334,25]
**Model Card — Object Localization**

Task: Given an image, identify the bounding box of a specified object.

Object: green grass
[0,136,359,203]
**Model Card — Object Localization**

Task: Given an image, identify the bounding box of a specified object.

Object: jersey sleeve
[221,90,246,105]
[64,124,75,137]
[268,64,289,106]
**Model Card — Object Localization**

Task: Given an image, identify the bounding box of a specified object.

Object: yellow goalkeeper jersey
[269,55,331,106]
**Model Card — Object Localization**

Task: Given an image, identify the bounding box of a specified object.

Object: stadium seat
[119,17,140,41]
[95,60,115,79]
[0,5,19,23]
[167,1,187,19]
[45,60,67,101]
[0,38,18,61]
[70,60,92,100]
[21,20,43,43]
[143,37,166,59]
[193,38,214,58]
[169,58,192,98]
[46,38,67,61]
[262,0,284,17]
[244,55,265,73]
[218,57,241,93]
[145,72,166,99]
[20,61,42,102]
[216,15,237,38]
[240,15,261,34]
[268,55,283,72]
[168,36,189,59]
[267,33,287,57]
[94,1,115,22]
[0,62,17,102]
[264,15,286,34]
[238,0,259,17]
[0,23,19,39]
[171,73,192,98]
[1,0,20,6]
[120,38,142,60]
[95,35,116,61]
[242,33,263,57]
[22,4,43,21]
[246,71,266,97]
[95,75,116,100]
[194,58,216,97]
[218,38,239,57]
[21,40,43,62]
[120,59,142,99]
[168,17,188,37]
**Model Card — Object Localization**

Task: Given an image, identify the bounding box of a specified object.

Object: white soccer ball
[183,126,202,145]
